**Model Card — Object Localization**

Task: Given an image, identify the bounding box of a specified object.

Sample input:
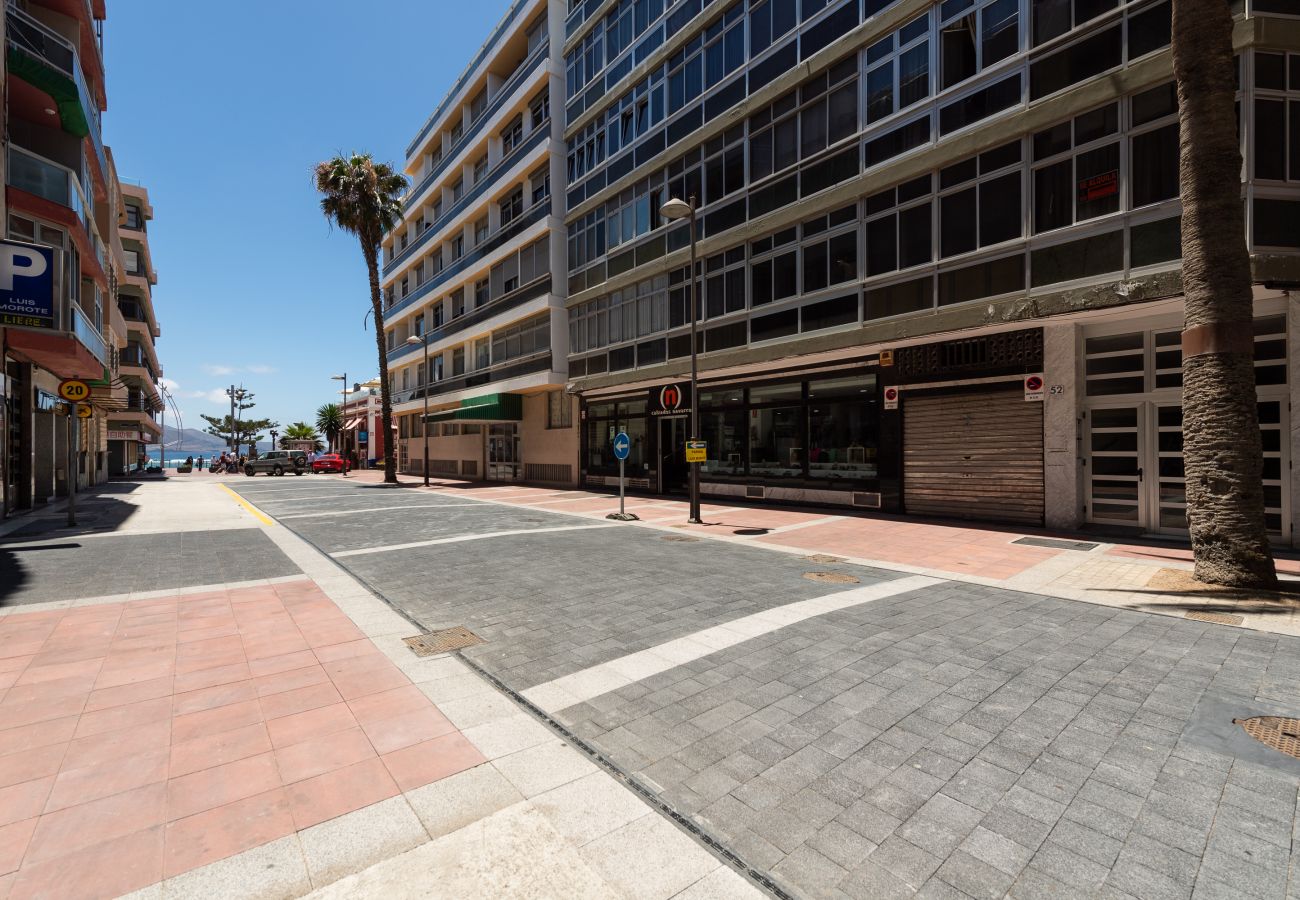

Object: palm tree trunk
[363,241,397,484]
[1174,0,1276,587]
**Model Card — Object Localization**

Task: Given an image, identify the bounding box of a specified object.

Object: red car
[312,453,352,473]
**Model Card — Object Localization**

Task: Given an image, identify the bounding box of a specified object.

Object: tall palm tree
[315,403,344,454]
[282,422,323,452]
[1173,0,1276,587]
[314,153,407,484]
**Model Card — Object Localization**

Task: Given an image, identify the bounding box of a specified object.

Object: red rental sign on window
[1077,170,1119,203]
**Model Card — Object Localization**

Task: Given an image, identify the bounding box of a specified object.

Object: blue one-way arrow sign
[613,431,631,460]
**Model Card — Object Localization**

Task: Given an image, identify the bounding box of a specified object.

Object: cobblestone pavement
[231,476,1300,900]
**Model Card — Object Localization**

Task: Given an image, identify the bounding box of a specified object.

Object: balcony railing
[72,303,106,366]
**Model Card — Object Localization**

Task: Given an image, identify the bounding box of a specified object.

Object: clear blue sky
[103,0,511,435]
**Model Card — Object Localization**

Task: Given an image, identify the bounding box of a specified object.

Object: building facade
[380,0,580,486]
[107,180,162,474]
[555,0,1300,542]
[1,0,164,516]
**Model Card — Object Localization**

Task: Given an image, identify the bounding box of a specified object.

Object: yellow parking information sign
[685,440,706,463]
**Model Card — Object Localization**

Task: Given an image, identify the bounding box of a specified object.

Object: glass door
[487,424,520,481]
[1153,403,1186,533]
[1086,405,1145,528]
[658,417,688,494]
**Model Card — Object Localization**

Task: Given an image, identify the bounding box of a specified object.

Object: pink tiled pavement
[0,580,484,900]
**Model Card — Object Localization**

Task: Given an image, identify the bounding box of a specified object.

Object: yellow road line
[219,484,275,527]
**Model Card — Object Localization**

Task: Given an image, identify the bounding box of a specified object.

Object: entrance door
[658,417,688,494]
[487,424,520,481]
[1085,405,1146,528]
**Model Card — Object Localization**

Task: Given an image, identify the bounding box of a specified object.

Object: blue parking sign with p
[613,431,631,461]
[0,240,54,328]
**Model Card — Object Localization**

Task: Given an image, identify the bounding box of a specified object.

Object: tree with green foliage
[281,422,323,452]
[315,403,344,453]
[201,389,277,457]
[314,153,407,484]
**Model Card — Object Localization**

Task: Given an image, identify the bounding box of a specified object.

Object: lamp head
[405,336,423,346]
[659,197,693,221]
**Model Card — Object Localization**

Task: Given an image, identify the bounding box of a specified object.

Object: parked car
[244,450,308,477]
[312,453,351,474]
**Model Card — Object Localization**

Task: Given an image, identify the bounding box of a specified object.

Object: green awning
[8,47,90,138]
[424,392,523,424]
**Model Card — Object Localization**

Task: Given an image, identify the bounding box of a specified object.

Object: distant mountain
[152,428,273,454]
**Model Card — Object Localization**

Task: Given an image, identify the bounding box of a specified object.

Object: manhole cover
[803,572,860,584]
[403,626,484,657]
[804,554,846,564]
[662,534,700,542]
[1234,716,1300,760]
[1011,537,1100,552]
[1185,610,1245,626]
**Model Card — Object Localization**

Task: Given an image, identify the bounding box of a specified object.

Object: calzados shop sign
[648,382,692,416]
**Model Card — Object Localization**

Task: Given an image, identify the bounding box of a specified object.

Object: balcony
[72,303,106,366]
[120,345,158,381]
[6,2,106,176]
[7,145,94,247]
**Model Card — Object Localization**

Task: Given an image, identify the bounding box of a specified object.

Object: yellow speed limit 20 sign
[58,379,90,402]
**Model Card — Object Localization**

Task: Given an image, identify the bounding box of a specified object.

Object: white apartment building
[380,0,577,485]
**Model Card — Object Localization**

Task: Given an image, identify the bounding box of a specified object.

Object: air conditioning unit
[746,485,766,500]
[852,492,881,508]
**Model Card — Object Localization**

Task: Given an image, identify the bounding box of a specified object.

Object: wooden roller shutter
[903,388,1044,525]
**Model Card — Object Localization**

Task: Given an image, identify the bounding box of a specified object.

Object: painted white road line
[522,574,943,712]
[331,523,615,558]
[245,493,372,503]
[277,503,482,520]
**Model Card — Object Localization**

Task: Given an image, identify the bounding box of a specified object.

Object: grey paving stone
[935,849,1016,900]
[839,859,915,900]
[868,835,943,889]
[958,826,1033,878]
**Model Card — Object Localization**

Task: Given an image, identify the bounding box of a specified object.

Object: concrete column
[1043,322,1082,531]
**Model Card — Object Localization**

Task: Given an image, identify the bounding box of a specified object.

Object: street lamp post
[659,195,702,525]
[269,429,278,455]
[406,336,430,487]
[331,374,348,477]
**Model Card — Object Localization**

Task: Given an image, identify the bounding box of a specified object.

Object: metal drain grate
[1185,610,1245,626]
[403,626,484,657]
[662,534,700,542]
[1234,716,1300,760]
[1011,537,1101,552]
[803,554,846,564]
[803,572,860,584]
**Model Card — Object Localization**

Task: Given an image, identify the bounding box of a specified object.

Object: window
[1032,103,1120,234]
[750,0,797,57]
[1129,82,1179,208]
[432,300,445,328]
[1252,51,1300,183]
[530,165,551,206]
[414,313,424,337]
[432,355,445,382]
[1030,23,1122,99]
[452,288,466,318]
[487,314,549,364]
[402,368,410,391]
[473,155,488,184]
[567,120,606,182]
[415,261,425,285]
[547,391,574,429]
[500,188,524,227]
[530,88,550,128]
[606,175,665,249]
[475,337,490,370]
[604,71,666,159]
[1031,0,1116,46]
[750,61,858,180]
[702,3,746,91]
[123,249,141,274]
[475,278,489,307]
[526,12,547,54]
[807,375,878,481]
[800,205,858,293]
[451,234,464,260]
[124,205,142,229]
[450,118,464,145]
[433,199,444,222]
[939,140,1023,258]
[451,178,464,202]
[865,14,931,126]
[865,175,933,276]
[704,247,747,318]
[750,227,799,308]
[749,384,804,478]
[501,116,524,155]
[474,216,489,246]
[703,126,747,205]
[453,346,465,375]
[469,88,487,123]
[400,277,409,299]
